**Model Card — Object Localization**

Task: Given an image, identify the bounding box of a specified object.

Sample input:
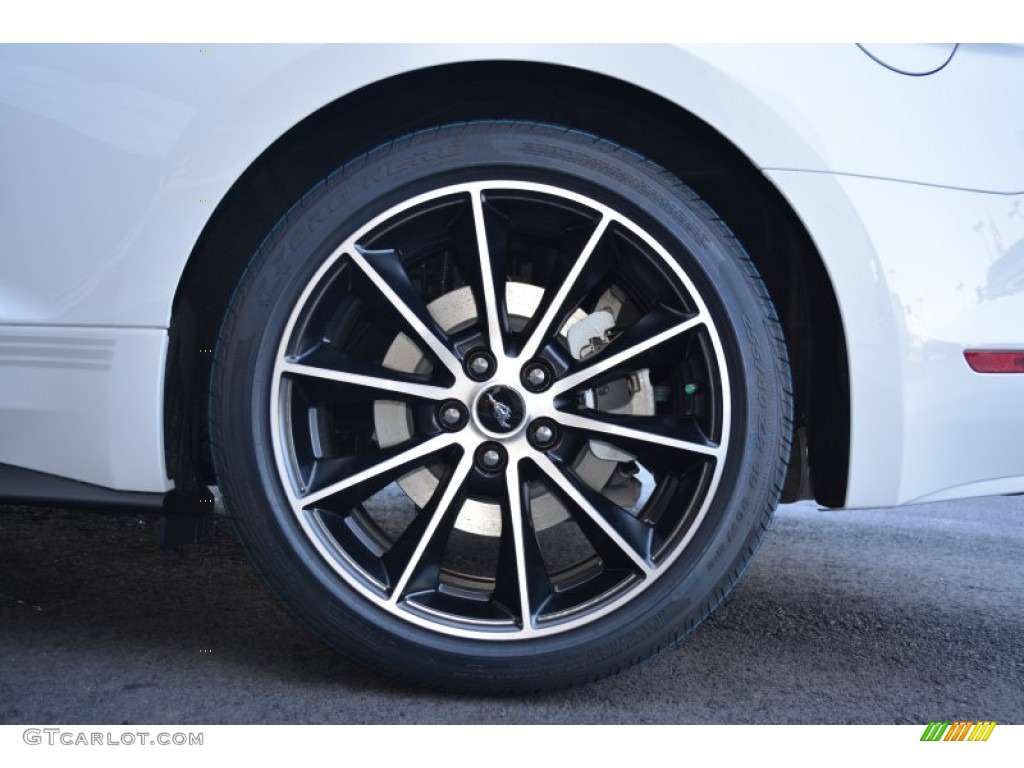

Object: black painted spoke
[349,247,462,376]
[492,461,555,629]
[534,454,654,574]
[299,434,459,508]
[556,411,721,466]
[282,346,451,402]
[385,453,474,603]
[518,214,611,360]
[466,190,510,354]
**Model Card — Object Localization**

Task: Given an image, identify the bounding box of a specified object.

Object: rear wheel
[211,122,791,691]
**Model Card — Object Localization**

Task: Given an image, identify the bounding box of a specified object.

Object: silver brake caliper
[567,290,653,510]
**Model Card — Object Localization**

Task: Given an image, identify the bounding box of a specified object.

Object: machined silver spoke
[550,311,704,396]
[280,361,452,401]
[556,412,722,458]
[470,189,505,353]
[518,214,610,361]
[347,247,464,378]
[504,461,535,631]
[388,452,474,604]
[534,454,654,576]
[298,433,458,508]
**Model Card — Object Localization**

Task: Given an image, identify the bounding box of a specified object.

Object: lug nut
[533,424,554,444]
[465,350,495,381]
[528,418,559,450]
[474,442,508,473]
[438,401,467,431]
[522,361,553,392]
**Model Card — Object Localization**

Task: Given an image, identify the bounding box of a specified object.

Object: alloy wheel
[269,180,731,639]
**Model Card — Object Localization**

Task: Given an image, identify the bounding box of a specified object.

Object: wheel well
[166,60,849,507]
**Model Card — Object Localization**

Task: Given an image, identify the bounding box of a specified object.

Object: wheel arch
[166,59,849,507]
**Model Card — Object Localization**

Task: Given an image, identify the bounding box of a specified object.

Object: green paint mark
[920,721,950,741]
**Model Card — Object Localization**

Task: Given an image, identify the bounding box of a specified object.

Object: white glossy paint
[0,44,1022,500]
[0,326,171,491]
[838,177,1024,505]
[767,170,1024,506]
[3,45,1023,328]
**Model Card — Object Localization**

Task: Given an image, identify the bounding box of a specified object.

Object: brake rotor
[374,282,652,535]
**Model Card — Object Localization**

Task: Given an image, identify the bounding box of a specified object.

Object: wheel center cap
[475,385,526,434]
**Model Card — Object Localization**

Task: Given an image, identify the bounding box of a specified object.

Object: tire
[210,122,791,692]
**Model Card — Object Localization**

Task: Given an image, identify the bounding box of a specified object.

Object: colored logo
[920,721,997,742]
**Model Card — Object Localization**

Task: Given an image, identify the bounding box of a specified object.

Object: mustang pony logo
[486,392,514,429]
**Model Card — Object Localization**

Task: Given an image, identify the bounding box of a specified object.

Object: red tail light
[964,350,1024,373]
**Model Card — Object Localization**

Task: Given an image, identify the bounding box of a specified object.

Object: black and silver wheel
[211,122,791,691]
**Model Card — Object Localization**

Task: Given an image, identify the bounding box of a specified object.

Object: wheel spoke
[557,411,722,459]
[550,305,703,396]
[493,460,553,630]
[348,247,463,377]
[518,214,610,361]
[534,454,654,575]
[281,360,452,401]
[387,452,474,603]
[470,189,506,354]
[299,433,458,508]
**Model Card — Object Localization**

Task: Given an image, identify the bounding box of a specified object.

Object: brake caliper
[566,293,655,511]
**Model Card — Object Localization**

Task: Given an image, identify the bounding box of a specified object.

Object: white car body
[2,43,1023,508]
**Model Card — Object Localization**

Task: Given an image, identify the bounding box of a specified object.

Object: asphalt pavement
[1,496,1021,724]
